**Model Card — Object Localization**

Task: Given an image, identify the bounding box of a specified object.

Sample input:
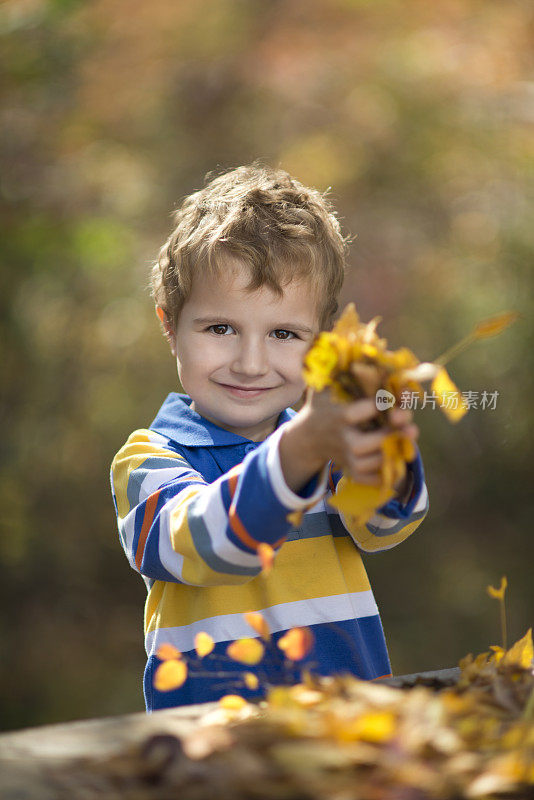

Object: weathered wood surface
[381,666,460,689]
[0,703,219,799]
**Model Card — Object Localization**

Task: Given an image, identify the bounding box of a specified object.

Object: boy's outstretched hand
[279,388,419,498]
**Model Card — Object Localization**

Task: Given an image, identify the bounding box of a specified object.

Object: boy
[110,163,429,712]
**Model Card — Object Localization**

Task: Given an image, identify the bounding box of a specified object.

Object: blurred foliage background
[1,0,532,732]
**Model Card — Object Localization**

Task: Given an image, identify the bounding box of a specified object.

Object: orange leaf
[278,627,314,661]
[474,311,519,340]
[219,694,247,710]
[257,543,275,574]
[154,659,187,691]
[287,509,303,527]
[155,642,182,661]
[227,638,265,665]
[195,631,215,658]
[244,611,271,641]
[243,672,259,690]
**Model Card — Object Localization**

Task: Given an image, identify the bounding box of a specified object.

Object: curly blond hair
[151,162,349,330]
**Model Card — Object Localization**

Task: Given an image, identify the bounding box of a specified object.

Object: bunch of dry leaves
[301,303,518,524]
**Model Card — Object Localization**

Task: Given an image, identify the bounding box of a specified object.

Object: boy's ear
[155,305,177,355]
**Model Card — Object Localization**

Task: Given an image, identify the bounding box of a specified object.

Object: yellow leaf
[154,659,187,691]
[487,576,507,600]
[155,642,182,661]
[227,638,264,665]
[244,611,271,641]
[328,477,395,525]
[489,645,505,664]
[335,335,354,371]
[331,302,360,337]
[400,434,416,463]
[243,672,259,690]
[431,367,468,423]
[219,694,248,710]
[278,627,314,661]
[337,711,397,744]
[257,543,274,574]
[474,311,520,340]
[502,628,533,669]
[381,432,412,488]
[384,347,421,372]
[303,332,340,391]
[194,631,215,658]
[361,343,378,360]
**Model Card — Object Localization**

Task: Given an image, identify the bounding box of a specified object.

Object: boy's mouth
[217,383,274,398]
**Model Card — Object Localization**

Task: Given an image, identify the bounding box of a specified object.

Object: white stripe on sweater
[145,590,378,655]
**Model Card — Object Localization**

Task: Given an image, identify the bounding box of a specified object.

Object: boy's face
[168,260,320,441]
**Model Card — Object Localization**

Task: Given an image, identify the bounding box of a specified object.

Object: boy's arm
[277,390,428,553]
[328,449,429,553]
[110,427,328,586]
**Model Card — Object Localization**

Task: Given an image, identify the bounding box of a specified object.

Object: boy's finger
[405,423,419,440]
[349,469,382,486]
[389,408,413,426]
[345,427,388,456]
[392,423,419,442]
[353,453,383,473]
[343,398,379,426]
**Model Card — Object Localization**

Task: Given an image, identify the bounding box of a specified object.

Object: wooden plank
[0,704,218,798]
[0,703,218,761]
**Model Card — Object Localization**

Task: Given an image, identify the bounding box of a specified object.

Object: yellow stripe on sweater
[145,534,371,633]
[111,430,188,518]
[349,514,427,552]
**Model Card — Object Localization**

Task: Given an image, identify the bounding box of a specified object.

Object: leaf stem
[434,333,476,367]
[500,595,507,651]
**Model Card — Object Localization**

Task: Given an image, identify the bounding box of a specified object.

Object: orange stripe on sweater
[227,465,242,498]
[271,534,287,549]
[135,490,161,569]
[228,504,259,551]
[229,504,286,553]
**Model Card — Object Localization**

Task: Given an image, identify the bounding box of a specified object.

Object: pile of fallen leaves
[57,630,533,800]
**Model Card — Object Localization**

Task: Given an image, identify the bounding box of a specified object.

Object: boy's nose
[231,338,269,377]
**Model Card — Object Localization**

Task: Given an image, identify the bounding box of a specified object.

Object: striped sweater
[110,393,429,710]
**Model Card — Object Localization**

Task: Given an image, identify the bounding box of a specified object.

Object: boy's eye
[272,329,296,340]
[208,324,234,335]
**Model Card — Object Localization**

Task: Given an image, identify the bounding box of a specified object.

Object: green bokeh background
[1,0,532,731]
